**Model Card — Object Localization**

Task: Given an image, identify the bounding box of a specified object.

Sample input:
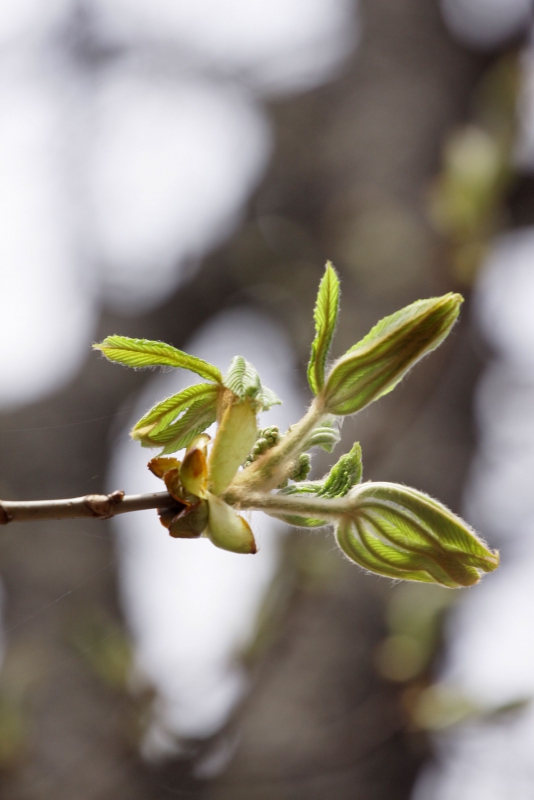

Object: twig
[0,491,178,525]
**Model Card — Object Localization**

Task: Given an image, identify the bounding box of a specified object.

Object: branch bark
[0,490,178,524]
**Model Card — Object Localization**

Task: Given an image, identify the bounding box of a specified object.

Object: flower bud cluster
[243,426,281,468]
[290,453,312,482]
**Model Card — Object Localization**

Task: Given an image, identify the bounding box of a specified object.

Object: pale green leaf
[94,335,223,383]
[304,418,341,453]
[223,356,281,412]
[256,385,282,411]
[324,293,462,415]
[224,356,261,398]
[307,262,340,395]
[206,492,257,554]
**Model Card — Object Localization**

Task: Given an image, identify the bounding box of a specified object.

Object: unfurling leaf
[337,482,499,588]
[206,492,257,553]
[208,399,257,495]
[144,398,218,454]
[323,293,462,415]
[304,418,341,453]
[307,262,340,395]
[93,335,223,383]
[223,356,281,412]
[319,443,363,497]
[132,384,220,440]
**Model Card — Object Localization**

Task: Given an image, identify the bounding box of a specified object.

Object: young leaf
[318,443,363,497]
[224,356,261,398]
[94,336,223,383]
[307,262,340,395]
[304,418,341,453]
[223,356,281,412]
[256,385,282,411]
[132,384,220,439]
[142,398,218,454]
[323,293,462,416]
[337,481,499,587]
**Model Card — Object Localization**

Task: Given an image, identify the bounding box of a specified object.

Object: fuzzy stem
[230,399,326,491]
[224,488,349,521]
[0,491,178,525]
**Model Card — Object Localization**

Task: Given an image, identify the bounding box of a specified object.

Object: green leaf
[223,356,281,412]
[304,418,341,453]
[323,293,462,415]
[336,519,442,584]
[336,481,499,587]
[94,336,223,383]
[224,356,261,398]
[256,385,282,411]
[307,262,340,395]
[279,442,362,502]
[142,398,218,454]
[318,443,363,498]
[132,383,220,439]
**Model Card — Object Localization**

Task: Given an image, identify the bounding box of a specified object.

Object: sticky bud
[167,500,209,539]
[205,492,257,554]
[323,294,462,416]
[336,482,499,588]
[180,435,210,498]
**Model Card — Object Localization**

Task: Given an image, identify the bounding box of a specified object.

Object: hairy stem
[224,488,348,521]
[231,399,326,491]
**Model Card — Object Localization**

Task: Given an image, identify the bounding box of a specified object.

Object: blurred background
[0,0,532,798]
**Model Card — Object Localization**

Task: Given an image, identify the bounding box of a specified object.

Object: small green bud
[162,500,209,539]
[336,482,499,588]
[290,453,312,482]
[206,492,257,554]
[323,293,463,416]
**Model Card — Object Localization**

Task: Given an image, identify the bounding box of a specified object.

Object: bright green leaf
[132,383,220,439]
[307,262,340,395]
[142,398,218,454]
[319,443,363,497]
[94,335,223,383]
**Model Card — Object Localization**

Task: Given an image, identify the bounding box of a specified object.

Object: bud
[208,398,257,496]
[323,294,462,416]
[206,492,257,554]
[165,500,209,539]
[179,435,210,497]
[336,482,498,588]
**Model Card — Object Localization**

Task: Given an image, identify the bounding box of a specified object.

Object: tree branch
[0,490,178,525]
